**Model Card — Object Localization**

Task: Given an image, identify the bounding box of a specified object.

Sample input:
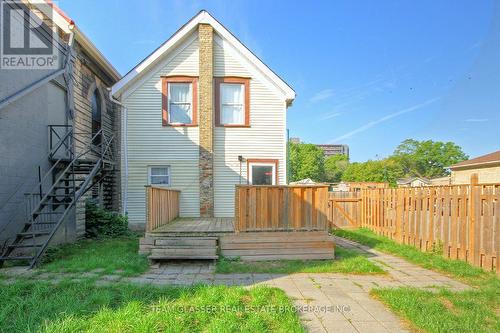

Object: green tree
[289,143,325,182]
[341,158,404,186]
[324,154,349,182]
[393,139,468,177]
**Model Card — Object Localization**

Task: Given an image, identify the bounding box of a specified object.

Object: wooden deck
[149,217,235,236]
[140,218,234,260]
[140,217,335,261]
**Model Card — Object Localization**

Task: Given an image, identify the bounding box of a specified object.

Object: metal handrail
[48,125,72,159]
[0,126,72,214]
[29,132,115,267]
[27,128,74,196]
[28,129,112,220]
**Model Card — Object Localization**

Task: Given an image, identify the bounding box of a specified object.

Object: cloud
[320,112,342,120]
[465,118,488,122]
[310,89,335,103]
[330,97,440,142]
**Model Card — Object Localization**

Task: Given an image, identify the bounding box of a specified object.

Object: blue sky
[59,0,500,162]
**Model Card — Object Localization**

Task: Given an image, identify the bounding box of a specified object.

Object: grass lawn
[216,245,385,274]
[332,228,490,281]
[40,235,149,277]
[0,280,304,332]
[333,228,500,333]
[372,286,499,333]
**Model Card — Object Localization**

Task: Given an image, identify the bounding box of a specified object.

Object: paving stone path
[0,236,472,333]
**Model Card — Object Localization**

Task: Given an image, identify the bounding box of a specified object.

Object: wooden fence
[328,191,362,228]
[145,186,180,232]
[354,180,499,274]
[234,185,329,232]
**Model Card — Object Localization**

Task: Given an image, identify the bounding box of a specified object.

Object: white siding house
[112,11,295,229]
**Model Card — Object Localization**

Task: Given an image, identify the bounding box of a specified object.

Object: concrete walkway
[0,236,472,333]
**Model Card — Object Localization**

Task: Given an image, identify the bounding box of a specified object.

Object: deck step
[0,256,34,261]
[18,231,51,237]
[151,248,217,257]
[141,236,218,260]
[8,243,43,248]
[154,238,217,247]
[148,255,218,260]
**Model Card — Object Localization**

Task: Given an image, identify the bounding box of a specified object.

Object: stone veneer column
[198,24,214,217]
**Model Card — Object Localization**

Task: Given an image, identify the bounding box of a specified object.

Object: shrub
[85,201,129,238]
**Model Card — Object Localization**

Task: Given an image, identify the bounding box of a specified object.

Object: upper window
[162,76,198,126]
[220,83,244,124]
[215,77,250,127]
[148,166,170,186]
[91,89,102,145]
[169,83,192,123]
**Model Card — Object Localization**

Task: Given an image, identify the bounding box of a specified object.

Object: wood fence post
[428,187,435,250]
[469,173,479,265]
[395,188,402,242]
[145,186,152,232]
[361,189,365,228]
[234,186,240,233]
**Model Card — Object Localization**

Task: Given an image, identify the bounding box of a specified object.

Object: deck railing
[145,186,180,232]
[234,185,329,232]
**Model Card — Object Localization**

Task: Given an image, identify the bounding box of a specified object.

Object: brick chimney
[198,24,214,217]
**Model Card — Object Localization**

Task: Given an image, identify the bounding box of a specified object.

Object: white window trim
[148,166,171,186]
[168,82,192,124]
[220,83,245,125]
[248,162,276,185]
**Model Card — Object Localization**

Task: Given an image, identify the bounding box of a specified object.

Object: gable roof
[111,10,296,103]
[449,150,500,170]
[396,177,430,185]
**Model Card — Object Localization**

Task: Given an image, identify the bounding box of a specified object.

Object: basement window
[148,166,170,186]
[247,160,277,185]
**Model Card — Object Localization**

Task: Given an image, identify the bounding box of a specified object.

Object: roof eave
[449,160,500,170]
[73,26,121,82]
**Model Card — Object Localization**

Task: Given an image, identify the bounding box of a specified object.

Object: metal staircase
[0,125,114,268]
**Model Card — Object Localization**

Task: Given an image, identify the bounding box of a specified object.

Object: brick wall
[198,24,214,217]
[72,41,121,236]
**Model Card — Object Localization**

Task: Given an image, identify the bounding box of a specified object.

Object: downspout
[286,128,290,185]
[108,91,128,215]
[64,27,75,121]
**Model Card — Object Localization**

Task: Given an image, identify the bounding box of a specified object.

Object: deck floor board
[150,217,235,235]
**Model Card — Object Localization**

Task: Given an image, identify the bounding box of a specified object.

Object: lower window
[148,166,170,185]
[247,160,277,185]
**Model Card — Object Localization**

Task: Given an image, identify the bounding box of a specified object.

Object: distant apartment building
[317,144,349,158]
[289,138,349,158]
